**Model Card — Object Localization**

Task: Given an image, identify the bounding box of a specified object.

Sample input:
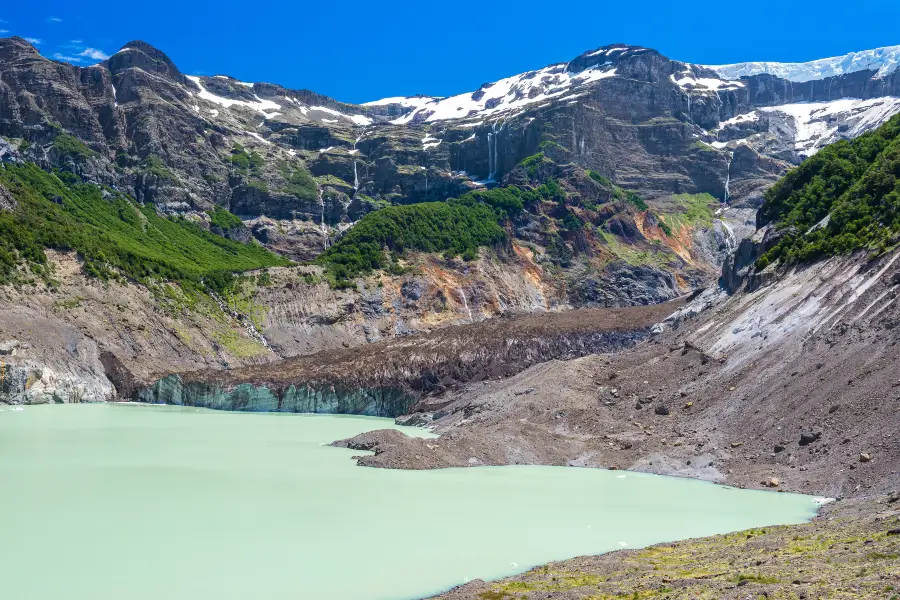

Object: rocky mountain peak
[106,40,186,84]
[0,37,44,62]
[565,43,653,73]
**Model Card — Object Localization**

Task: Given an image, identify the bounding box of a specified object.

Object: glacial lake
[0,404,822,600]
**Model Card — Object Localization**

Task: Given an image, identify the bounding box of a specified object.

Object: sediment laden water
[0,404,824,600]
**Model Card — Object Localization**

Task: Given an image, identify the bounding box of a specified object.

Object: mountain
[2,36,900,406]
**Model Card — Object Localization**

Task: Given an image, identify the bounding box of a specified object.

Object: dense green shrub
[52,134,94,160]
[208,206,243,230]
[285,167,318,202]
[587,170,612,187]
[0,163,288,290]
[316,200,506,286]
[759,112,900,266]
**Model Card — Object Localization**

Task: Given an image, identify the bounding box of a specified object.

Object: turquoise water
[0,404,821,600]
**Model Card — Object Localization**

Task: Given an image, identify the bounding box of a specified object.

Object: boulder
[799,432,822,446]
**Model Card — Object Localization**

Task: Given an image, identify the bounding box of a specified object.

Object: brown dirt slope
[342,250,900,500]
[178,300,683,397]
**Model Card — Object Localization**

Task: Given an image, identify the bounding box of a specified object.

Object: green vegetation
[473,516,900,600]
[657,220,673,237]
[600,230,673,267]
[759,112,900,267]
[207,206,243,230]
[519,151,548,178]
[227,143,264,179]
[316,199,506,286]
[617,188,648,211]
[657,193,717,234]
[284,166,318,202]
[52,134,94,161]
[0,163,289,290]
[139,155,177,182]
[690,140,718,152]
[587,170,613,187]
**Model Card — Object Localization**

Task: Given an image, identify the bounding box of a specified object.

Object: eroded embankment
[133,301,683,417]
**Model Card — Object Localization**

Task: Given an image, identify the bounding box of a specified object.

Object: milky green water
[0,404,821,600]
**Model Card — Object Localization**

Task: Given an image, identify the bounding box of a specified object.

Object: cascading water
[719,219,737,255]
[486,131,494,181]
[318,187,328,250]
[723,151,734,204]
[685,92,692,122]
[352,130,366,196]
[486,120,503,182]
[457,288,473,323]
[493,121,500,180]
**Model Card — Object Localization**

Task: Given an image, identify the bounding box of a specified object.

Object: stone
[774,444,786,453]
[766,477,780,488]
[0,183,16,212]
[859,453,872,463]
[799,432,822,446]
[654,404,670,416]
[395,413,434,427]
[731,441,744,448]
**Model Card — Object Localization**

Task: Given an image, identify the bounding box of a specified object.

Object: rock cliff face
[3,36,898,257]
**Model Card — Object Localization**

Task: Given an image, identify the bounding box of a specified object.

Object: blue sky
[2,1,899,104]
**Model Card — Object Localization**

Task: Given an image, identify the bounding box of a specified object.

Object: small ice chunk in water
[11,407,24,412]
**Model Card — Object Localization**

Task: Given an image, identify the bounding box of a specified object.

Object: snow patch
[389,64,618,124]
[308,105,373,126]
[187,75,281,115]
[362,96,441,108]
[707,45,900,82]
[422,134,442,150]
[760,97,900,156]
[672,73,745,92]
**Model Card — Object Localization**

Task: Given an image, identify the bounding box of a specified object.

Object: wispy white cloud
[53,53,84,63]
[48,17,63,23]
[0,29,8,34]
[70,39,83,44]
[79,47,109,61]
[24,37,42,45]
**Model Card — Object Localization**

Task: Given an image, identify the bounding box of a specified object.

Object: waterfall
[486,131,494,181]
[492,121,500,180]
[352,130,365,196]
[723,151,734,204]
[719,219,736,254]
[318,187,328,250]
[486,120,503,181]
[457,288,473,323]
[685,92,692,122]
